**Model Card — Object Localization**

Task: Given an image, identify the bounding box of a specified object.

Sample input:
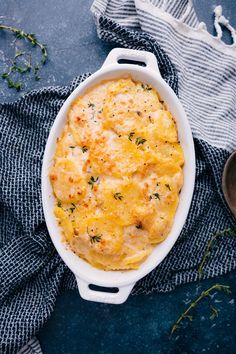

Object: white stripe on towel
[17,337,42,354]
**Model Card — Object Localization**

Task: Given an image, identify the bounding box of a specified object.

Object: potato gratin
[49,77,184,270]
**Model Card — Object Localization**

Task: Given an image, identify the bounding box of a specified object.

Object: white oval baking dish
[42,48,195,304]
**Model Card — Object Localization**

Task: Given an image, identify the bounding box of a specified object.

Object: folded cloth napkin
[1,0,236,353]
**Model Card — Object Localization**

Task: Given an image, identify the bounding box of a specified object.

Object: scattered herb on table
[171,227,236,337]
[209,305,219,320]
[0,24,48,90]
[170,283,231,335]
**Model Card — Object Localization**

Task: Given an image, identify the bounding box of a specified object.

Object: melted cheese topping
[50,77,184,270]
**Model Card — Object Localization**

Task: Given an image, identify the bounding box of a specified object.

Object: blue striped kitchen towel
[1,1,236,353]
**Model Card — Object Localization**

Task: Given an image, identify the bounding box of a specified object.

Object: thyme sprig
[87,227,102,244]
[198,228,236,278]
[0,24,48,90]
[171,283,231,335]
[90,234,102,244]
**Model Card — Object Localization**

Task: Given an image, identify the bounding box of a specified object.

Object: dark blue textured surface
[0,1,236,353]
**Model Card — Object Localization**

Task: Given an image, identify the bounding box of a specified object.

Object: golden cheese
[49,77,184,270]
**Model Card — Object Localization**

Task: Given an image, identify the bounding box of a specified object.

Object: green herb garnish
[128,132,135,141]
[5,78,22,91]
[136,222,143,229]
[141,83,152,91]
[88,102,95,108]
[57,200,62,207]
[165,184,171,191]
[114,192,123,200]
[89,234,102,244]
[81,146,88,153]
[0,24,48,90]
[69,203,76,214]
[88,176,99,189]
[135,137,147,146]
[149,192,160,200]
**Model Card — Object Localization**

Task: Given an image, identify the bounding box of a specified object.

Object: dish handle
[76,277,135,304]
[102,48,161,75]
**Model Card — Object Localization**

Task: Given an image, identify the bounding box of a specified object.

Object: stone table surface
[0,1,236,353]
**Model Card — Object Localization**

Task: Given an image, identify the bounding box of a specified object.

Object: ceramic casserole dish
[42,48,195,304]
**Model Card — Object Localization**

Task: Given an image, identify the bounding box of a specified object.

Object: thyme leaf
[89,234,102,244]
[68,203,77,214]
[135,137,147,146]
[81,146,88,153]
[141,83,152,91]
[113,192,123,200]
[88,176,99,189]
[128,132,135,141]
[87,227,102,244]
[136,222,143,229]
[149,192,160,200]
[165,184,171,191]
[6,78,22,91]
